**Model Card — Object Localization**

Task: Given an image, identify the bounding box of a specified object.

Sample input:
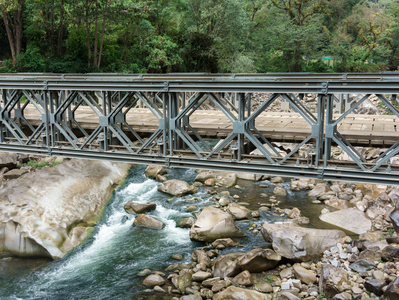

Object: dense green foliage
[0,0,398,73]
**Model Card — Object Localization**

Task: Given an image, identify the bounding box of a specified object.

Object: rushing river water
[0,165,332,300]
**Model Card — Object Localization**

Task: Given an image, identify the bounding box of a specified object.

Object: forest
[0,0,398,74]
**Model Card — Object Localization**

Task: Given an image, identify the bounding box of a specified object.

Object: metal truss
[0,74,398,185]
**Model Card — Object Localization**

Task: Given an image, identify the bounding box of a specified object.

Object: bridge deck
[22,106,398,147]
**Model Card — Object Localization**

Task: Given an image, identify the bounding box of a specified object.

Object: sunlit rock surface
[0,159,130,259]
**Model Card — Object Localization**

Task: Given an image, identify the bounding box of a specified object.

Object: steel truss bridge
[1,73,399,185]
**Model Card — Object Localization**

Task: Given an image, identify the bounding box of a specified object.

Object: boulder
[158,179,197,197]
[212,238,236,249]
[133,214,164,230]
[324,198,349,210]
[192,249,211,267]
[213,286,269,300]
[308,183,330,198]
[3,168,29,180]
[384,276,399,299]
[319,264,348,298]
[0,152,18,169]
[145,165,166,178]
[195,170,216,183]
[319,208,372,234]
[290,179,312,191]
[236,248,281,273]
[192,271,212,281]
[349,259,376,273]
[123,202,156,214]
[189,207,246,242]
[228,203,251,220]
[212,252,244,278]
[261,223,346,261]
[180,217,195,228]
[0,159,130,259]
[218,173,237,188]
[171,269,193,294]
[142,274,165,287]
[382,245,399,262]
[273,185,288,196]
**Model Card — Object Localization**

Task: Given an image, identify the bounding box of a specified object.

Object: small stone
[232,270,254,286]
[153,285,165,293]
[186,205,197,212]
[293,264,317,284]
[171,254,183,260]
[138,269,152,277]
[281,281,291,290]
[254,281,273,293]
[350,259,377,273]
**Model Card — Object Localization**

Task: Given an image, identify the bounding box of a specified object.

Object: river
[0,165,329,300]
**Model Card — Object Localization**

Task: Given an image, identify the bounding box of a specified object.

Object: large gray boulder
[320,208,372,234]
[189,207,246,242]
[228,203,251,220]
[261,223,346,261]
[236,248,281,273]
[0,159,130,259]
[158,179,197,196]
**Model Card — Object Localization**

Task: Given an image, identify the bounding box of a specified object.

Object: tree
[0,0,24,65]
[269,0,331,71]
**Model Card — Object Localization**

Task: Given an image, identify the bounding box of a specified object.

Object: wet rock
[212,238,236,249]
[156,174,167,182]
[308,183,330,198]
[219,173,237,188]
[319,208,372,234]
[350,259,376,273]
[261,223,346,261]
[124,202,156,214]
[192,250,211,267]
[228,203,251,220]
[202,277,220,288]
[3,168,28,180]
[384,276,399,299]
[287,208,301,219]
[292,264,317,284]
[143,274,165,287]
[364,279,385,296]
[382,245,399,262]
[171,269,193,294]
[273,185,288,196]
[145,165,166,179]
[213,286,269,300]
[180,217,195,228]
[195,171,216,183]
[290,179,311,191]
[212,252,244,278]
[236,248,281,273]
[233,270,254,286]
[158,179,197,197]
[189,207,246,242]
[271,177,284,183]
[133,214,164,230]
[319,264,348,298]
[218,197,230,206]
[192,271,212,281]
[171,254,183,260]
[185,205,197,212]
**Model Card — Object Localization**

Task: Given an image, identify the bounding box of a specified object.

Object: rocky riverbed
[134,167,399,300]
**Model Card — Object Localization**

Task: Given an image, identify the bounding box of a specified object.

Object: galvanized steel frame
[0,74,398,185]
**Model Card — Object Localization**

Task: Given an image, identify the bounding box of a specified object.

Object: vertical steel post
[324,94,334,167]
[315,94,325,167]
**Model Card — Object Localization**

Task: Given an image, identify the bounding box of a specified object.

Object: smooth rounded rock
[158,179,197,197]
[143,274,165,287]
[133,214,164,230]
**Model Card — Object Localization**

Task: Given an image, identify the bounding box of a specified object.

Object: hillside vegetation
[0,0,398,73]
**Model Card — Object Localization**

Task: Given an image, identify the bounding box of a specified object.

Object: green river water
[0,165,331,300]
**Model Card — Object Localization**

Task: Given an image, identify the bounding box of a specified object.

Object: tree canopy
[0,0,398,73]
